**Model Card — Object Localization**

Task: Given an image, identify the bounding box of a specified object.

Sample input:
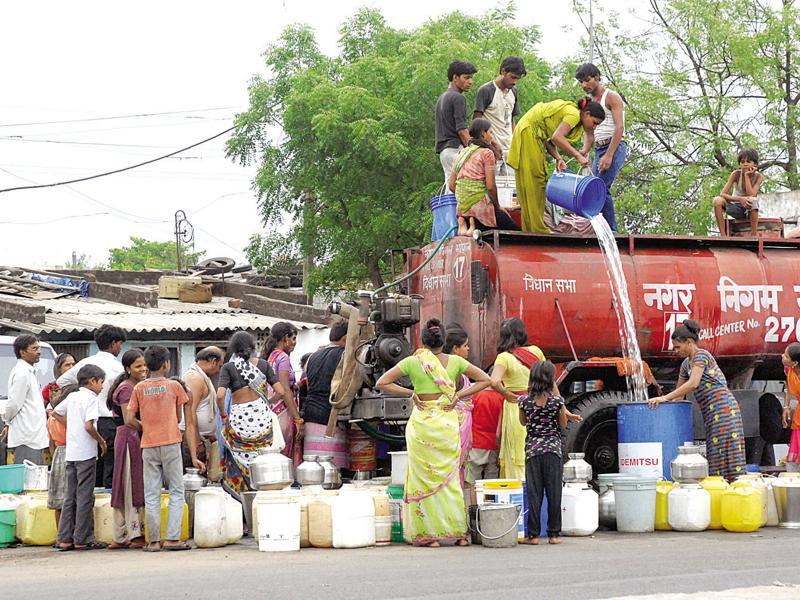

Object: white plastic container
[389,452,408,486]
[93,492,115,544]
[331,493,375,548]
[766,479,780,527]
[224,494,244,544]
[255,489,301,552]
[23,460,48,491]
[561,482,599,536]
[668,483,711,532]
[374,515,392,546]
[193,488,228,548]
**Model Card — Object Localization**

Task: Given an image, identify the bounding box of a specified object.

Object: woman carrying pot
[648,320,746,481]
[217,331,287,495]
[376,319,491,547]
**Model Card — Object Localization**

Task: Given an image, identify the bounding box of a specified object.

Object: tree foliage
[108,237,204,271]
[228,5,550,296]
[573,0,800,234]
[245,231,302,275]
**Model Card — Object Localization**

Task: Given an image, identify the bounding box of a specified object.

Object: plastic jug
[224,493,243,544]
[144,492,189,543]
[254,489,301,552]
[721,481,762,532]
[387,484,404,543]
[15,493,57,546]
[655,480,675,531]
[668,483,710,532]
[561,482,598,536]
[736,474,769,526]
[331,493,375,548]
[193,488,227,548]
[700,476,730,530]
[372,492,391,518]
[93,492,115,544]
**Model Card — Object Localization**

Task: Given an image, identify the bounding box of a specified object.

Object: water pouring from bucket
[545,170,648,403]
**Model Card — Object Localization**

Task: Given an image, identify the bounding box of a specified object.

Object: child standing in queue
[54,366,108,551]
[128,345,190,551]
[519,361,581,545]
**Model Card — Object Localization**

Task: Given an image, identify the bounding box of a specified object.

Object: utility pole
[71,251,77,270]
[173,210,194,272]
[588,0,595,62]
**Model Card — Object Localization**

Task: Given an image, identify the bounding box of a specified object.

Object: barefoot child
[782,343,800,471]
[518,361,581,545]
[128,345,190,551]
[54,366,108,551]
[713,148,763,236]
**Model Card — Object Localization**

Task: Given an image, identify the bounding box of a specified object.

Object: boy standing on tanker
[713,148,763,236]
[128,345,190,551]
[575,63,626,232]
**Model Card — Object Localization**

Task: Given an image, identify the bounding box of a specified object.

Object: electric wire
[0,106,239,128]
[0,127,235,193]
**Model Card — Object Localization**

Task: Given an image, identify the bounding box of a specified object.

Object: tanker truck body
[344,231,800,473]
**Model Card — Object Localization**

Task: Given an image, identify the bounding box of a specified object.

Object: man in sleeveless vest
[181,346,224,471]
[576,63,626,232]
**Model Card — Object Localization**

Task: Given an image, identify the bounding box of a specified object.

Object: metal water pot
[249,447,293,490]
[598,484,616,530]
[183,468,207,491]
[563,453,593,482]
[296,455,325,486]
[318,455,342,490]
[670,445,708,483]
[772,477,800,528]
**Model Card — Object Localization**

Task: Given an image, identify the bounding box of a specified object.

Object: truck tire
[565,391,626,475]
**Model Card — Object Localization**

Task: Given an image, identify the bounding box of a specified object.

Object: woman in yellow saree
[507,98,605,233]
[377,319,490,546]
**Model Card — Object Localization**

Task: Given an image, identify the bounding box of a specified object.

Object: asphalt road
[2,529,799,599]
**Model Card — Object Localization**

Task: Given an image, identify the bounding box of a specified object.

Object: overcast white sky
[0,0,631,268]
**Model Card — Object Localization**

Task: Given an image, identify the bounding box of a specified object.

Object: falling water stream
[589,214,649,403]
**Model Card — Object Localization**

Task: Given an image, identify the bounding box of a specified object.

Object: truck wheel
[565,391,626,475]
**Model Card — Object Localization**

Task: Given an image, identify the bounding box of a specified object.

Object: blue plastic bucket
[617,401,693,480]
[545,171,606,218]
[430,192,457,242]
[521,482,549,538]
[0,464,24,494]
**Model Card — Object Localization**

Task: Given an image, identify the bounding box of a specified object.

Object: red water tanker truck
[339,231,800,474]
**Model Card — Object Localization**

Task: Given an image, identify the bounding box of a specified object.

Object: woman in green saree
[376,319,491,546]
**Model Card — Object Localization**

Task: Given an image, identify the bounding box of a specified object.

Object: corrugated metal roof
[0,295,324,337]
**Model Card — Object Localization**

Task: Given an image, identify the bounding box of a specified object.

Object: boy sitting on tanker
[713,148,763,237]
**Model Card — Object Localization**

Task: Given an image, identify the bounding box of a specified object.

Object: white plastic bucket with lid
[614,477,658,533]
[389,452,408,486]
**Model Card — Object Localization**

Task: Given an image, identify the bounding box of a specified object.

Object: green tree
[227,5,550,296]
[245,231,302,275]
[108,237,204,271]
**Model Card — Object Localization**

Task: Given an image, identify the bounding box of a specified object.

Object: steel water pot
[183,468,207,491]
[563,453,593,483]
[772,477,800,528]
[318,456,342,490]
[670,445,708,483]
[296,456,325,486]
[598,483,616,530]
[249,447,293,490]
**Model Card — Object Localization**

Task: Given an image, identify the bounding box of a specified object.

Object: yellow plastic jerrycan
[721,481,761,533]
[700,476,730,530]
[655,480,675,531]
[144,493,189,542]
[93,492,115,544]
[15,493,57,545]
[735,474,768,526]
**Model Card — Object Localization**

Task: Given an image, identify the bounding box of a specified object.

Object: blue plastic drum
[617,401,693,480]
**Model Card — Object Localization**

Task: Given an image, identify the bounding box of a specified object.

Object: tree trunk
[365,255,385,291]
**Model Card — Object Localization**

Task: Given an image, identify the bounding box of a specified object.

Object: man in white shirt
[57,324,126,487]
[181,346,223,472]
[473,56,527,165]
[5,335,49,464]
